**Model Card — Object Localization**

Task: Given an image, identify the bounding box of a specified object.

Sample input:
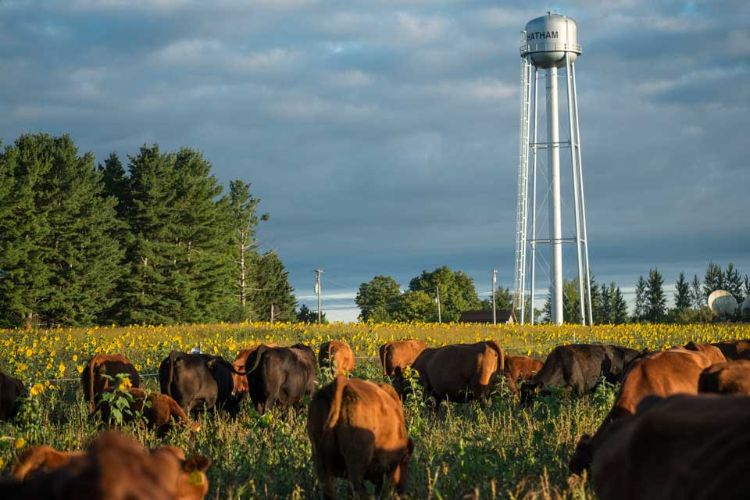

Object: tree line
[633,262,749,323]
[0,133,297,328]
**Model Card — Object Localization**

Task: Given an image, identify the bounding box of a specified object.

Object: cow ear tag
[189,471,205,486]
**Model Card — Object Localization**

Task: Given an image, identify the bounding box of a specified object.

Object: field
[1,322,748,498]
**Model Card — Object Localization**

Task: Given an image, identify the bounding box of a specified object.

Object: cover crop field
[1,322,747,498]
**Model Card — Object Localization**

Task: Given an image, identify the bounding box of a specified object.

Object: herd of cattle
[0,337,749,498]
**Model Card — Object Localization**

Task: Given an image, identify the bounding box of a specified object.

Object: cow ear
[183,455,211,472]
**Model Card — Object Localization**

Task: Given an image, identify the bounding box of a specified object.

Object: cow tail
[248,345,270,374]
[379,344,388,375]
[485,341,505,371]
[324,375,348,430]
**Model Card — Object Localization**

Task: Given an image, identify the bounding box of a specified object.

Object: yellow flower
[14,437,26,450]
[29,383,44,397]
[58,363,66,375]
[25,348,32,358]
[76,365,84,375]
[118,377,132,392]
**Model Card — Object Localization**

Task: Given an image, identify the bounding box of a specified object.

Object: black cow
[0,370,25,421]
[521,344,639,404]
[246,344,317,414]
[159,351,240,416]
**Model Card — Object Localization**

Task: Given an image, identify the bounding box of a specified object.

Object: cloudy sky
[1,0,748,321]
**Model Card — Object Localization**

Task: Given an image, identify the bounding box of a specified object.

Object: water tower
[513,12,593,325]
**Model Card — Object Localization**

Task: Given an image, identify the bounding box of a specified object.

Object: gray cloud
[1,0,748,320]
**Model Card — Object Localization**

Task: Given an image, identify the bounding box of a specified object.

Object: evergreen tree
[633,276,647,321]
[691,274,704,308]
[296,304,326,324]
[227,179,267,321]
[724,263,744,303]
[249,251,296,322]
[599,283,613,324]
[170,148,235,322]
[356,275,402,322]
[408,266,481,322]
[612,285,629,324]
[674,272,692,311]
[98,153,129,218]
[703,262,724,299]
[0,135,54,327]
[0,134,123,327]
[644,268,667,322]
[744,275,750,301]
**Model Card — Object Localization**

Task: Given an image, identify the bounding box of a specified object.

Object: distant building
[459,310,516,324]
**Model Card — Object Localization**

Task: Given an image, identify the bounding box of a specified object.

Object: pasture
[1,322,748,498]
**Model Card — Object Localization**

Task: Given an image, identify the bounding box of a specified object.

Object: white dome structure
[741,296,750,320]
[708,290,738,319]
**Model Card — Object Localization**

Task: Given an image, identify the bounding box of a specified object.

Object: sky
[1,0,749,321]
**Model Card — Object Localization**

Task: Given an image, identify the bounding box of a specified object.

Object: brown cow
[379,340,427,377]
[5,431,211,499]
[99,387,197,436]
[682,341,727,364]
[711,339,750,360]
[589,395,750,500]
[570,348,713,475]
[318,340,355,376]
[699,360,750,395]
[81,354,140,413]
[408,341,504,404]
[0,370,25,421]
[503,355,543,395]
[307,375,413,498]
[232,344,277,394]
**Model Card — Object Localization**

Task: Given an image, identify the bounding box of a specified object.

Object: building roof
[459,309,515,323]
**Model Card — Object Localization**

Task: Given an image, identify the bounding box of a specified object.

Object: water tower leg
[547,66,563,325]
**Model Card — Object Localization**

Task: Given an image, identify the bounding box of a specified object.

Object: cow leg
[345,460,368,499]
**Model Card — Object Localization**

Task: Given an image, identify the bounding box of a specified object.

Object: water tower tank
[708,290,738,319]
[521,12,581,68]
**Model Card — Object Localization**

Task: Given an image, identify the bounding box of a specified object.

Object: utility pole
[492,269,498,325]
[315,269,323,324]
[436,287,442,323]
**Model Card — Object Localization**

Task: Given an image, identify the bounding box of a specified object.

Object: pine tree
[724,263,744,303]
[249,251,297,321]
[227,179,267,321]
[674,272,691,311]
[117,145,180,324]
[0,134,123,327]
[0,135,53,327]
[170,148,235,323]
[612,286,629,324]
[39,136,124,325]
[644,268,667,322]
[703,262,724,299]
[633,276,647,321]
[98,153,129,218]
[744,275,750,301]
[599,283,613,324]
[691,274,704,308]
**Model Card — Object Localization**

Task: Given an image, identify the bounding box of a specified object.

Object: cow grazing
[159,351,240,416]
[379,340,428,377]
[246,344,317,414]
[503,356,544,395]
[570,348,713,475]
[0,370,25,421]
[318,341,355,376]
[521,344,639,404]
[308,375,413,498]
[588,395,750,500]
[405,341,505,404]
[682,341,727,364]
[81,354,140,414]
[99,387,196,436]
[231,344,277,394]
[711,339,750,360]
[699,360,750,395]
[4,431,211,499]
